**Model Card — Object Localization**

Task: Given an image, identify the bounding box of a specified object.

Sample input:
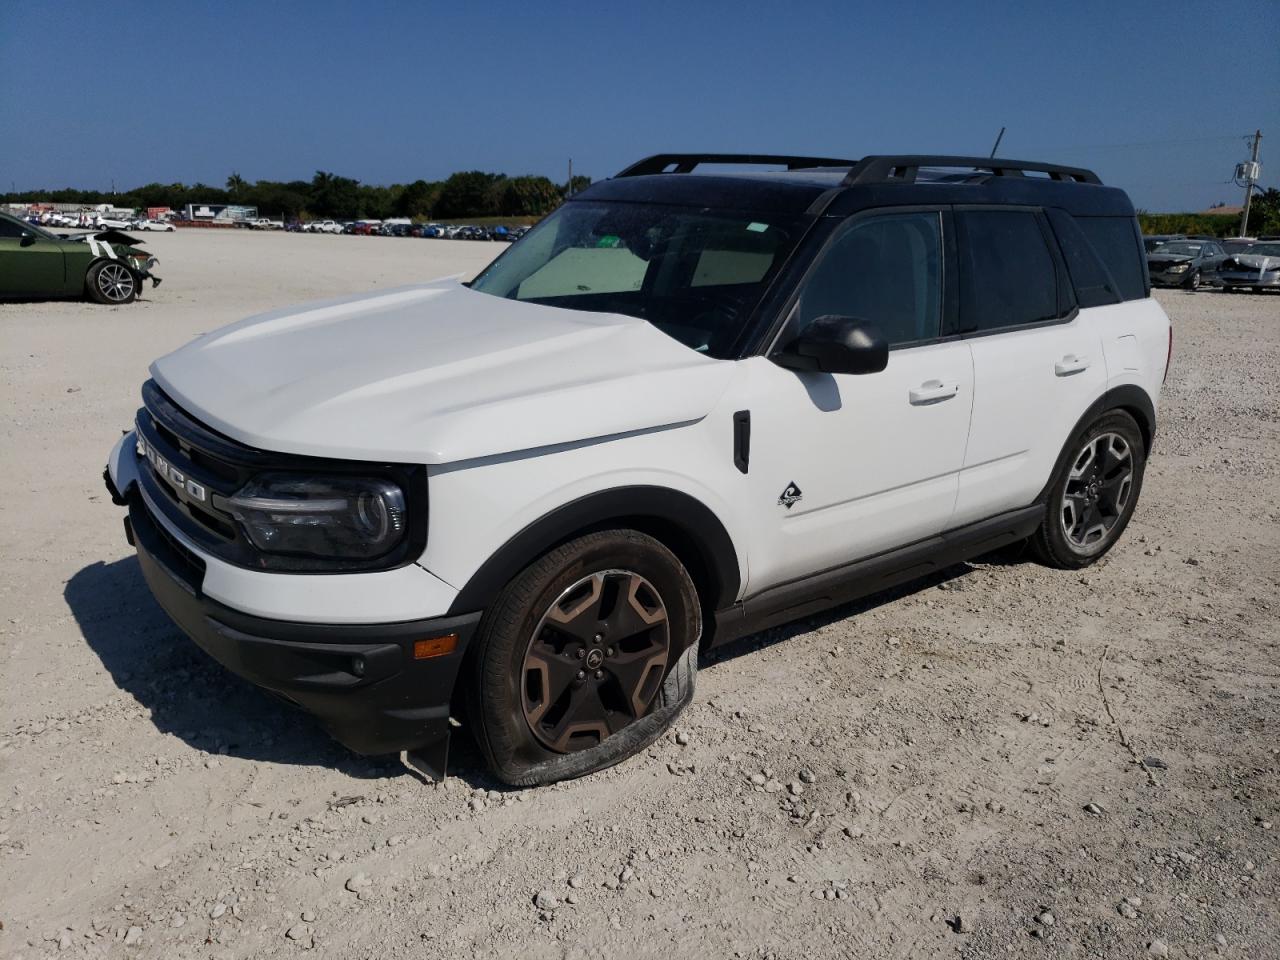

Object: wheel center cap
[585,649,605,670]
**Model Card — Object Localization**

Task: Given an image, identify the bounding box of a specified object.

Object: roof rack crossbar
[842,155,1101,185]
[615,153,859,178]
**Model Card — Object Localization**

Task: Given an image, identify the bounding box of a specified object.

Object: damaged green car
[0,211,161,304]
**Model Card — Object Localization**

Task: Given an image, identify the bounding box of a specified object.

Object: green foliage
[1246,188,1280,236]
[1137,189,1278,238]
[435,171,504,219]
[2,168,594,221]
[500,176,562,216]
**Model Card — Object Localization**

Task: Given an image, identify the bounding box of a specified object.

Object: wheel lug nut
[606,647,615,657]
[594,670,604,680]
[576,670,586,681]
[576,648,585,659]
[593,633,603,644]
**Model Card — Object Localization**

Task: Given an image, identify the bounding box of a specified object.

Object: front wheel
[467,530,700,786]
[86,260,137,304]
[1028,411,1146,569]
[1185,269,1201,290]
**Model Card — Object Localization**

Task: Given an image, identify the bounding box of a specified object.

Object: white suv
[105,153,1171,785]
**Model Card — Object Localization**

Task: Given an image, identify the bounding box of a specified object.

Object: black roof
[575,153,1135,218]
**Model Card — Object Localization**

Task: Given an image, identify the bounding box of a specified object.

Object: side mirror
[772,315,889,375]
[20,233,37,247]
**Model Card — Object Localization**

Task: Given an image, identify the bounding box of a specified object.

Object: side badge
[778,482,803,509]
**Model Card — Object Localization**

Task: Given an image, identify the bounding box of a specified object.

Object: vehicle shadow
[703,542,1028,666]
[66,541,1031,789]
[65,556,409,781]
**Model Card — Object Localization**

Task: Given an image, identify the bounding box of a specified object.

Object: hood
[1147,253,1193,264]
[150,280,734,464]
[1223,253,1278,270]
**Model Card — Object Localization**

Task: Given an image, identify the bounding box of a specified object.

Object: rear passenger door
[951,207,1108,527]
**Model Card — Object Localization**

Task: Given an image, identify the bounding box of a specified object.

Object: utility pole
[1240,129,1262,237]
[567,158,574,198]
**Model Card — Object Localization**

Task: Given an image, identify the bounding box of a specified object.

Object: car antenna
[989,126,1006,158]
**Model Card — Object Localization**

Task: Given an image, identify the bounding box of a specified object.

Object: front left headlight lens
[1167,263,1189,273]
[228,473,406,559]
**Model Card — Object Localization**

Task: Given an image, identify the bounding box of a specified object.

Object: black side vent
[733,411,751,474]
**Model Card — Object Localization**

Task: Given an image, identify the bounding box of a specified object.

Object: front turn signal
[413,634,458,660]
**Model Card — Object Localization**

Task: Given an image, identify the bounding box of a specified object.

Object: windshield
[470,201,804,358]
[1247,243,1280,256]
[1221,240,1254,254]
[1155,242,1202,257]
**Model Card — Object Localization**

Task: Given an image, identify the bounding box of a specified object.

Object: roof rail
[615,153,859,177]
[843,155,1101,185]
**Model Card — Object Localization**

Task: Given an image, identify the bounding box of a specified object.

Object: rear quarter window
[1075,216,1148,301]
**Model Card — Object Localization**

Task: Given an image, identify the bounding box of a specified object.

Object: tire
[1185,269,1201,290]
[1028,411,1146,569]
[466,529,700,786]
[85,259,138,305]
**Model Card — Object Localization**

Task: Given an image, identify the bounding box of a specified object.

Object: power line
[1037,134,1251,152]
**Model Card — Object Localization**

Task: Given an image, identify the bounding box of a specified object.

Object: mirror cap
[773,315,889,375]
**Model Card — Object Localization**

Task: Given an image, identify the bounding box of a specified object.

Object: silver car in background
[1217,241,1280,292]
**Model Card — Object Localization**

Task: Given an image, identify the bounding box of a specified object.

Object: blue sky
[2,0,1276,211]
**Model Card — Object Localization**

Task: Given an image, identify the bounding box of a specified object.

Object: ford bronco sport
[104,153,1170,785]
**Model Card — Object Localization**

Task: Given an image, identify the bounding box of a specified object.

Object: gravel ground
[1,232,1277,959]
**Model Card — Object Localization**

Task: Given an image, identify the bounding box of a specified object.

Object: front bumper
[104,437,478,775]
[1218,272,1280,288]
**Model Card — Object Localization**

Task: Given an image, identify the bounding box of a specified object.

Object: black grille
[131,379,429,573]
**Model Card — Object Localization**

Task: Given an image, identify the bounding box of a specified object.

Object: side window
[793,212,943,347]
[957,210,1062,333]
[0,218,27,239]
[1075,216,1147,301]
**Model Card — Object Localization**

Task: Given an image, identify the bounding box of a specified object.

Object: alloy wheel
[521,570,670,753]
[1060,432,1133,550]
[96,263,135,302]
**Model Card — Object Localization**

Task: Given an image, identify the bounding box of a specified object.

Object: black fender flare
[445,486,742,617]
[1035,384,1157,504]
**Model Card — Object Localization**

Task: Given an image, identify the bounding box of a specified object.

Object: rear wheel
[467,530,700,786]
[86,260,137,304]
[1029,411,1146,569]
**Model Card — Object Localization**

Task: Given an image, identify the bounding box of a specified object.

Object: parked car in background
[308,220,343,234]
[1143,234,1183,253]
[1146,238,1225,290]
[135,220,177,232]
[1216,240,1280,292]
[0,212,160,304]
[247,218,284,231]
[94,217,134,230]
[1220,238,1256,255]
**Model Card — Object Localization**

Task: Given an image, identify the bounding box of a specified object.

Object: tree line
[1137,188,1280,238]
[1,170,596,221]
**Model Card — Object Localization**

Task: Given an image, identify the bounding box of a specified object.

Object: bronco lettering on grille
[136,436,208,503]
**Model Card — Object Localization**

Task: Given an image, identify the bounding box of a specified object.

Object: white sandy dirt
[1,230,1277,958]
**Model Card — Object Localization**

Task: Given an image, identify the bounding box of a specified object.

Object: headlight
[1167,263,1189,273]
[228,473,406,559]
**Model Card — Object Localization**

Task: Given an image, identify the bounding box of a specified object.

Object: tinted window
[0,217,27,239]
[471,201,803,359]
[1045,208,1120,309]
[1077,217,1147,301]
[793,212,943,347]
[957,210,1061,332]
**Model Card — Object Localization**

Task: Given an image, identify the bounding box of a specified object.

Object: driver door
[738,208,975,593]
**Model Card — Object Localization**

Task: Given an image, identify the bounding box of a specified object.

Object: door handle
[909,380,959,405]
[1055,354,1090,376]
